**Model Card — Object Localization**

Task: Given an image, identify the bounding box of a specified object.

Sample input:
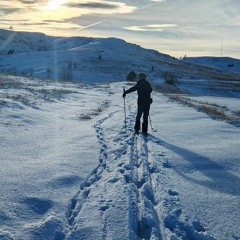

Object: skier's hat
[137,72,147,80]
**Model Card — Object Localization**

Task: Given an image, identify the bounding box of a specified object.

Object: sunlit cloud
[0,0,136,34]
[124,23,178,32]
[44,0,68,10]
[0,1,136,18]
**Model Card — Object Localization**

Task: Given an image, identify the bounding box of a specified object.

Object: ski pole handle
[122,87,126,98]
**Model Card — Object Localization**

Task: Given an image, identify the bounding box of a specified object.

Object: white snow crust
[0,75,239,240]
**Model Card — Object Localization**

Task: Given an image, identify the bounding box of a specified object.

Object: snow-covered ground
[0,75,239,240]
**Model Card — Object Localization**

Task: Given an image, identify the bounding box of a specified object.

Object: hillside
[186,56,240,75]
[1,29,240,84]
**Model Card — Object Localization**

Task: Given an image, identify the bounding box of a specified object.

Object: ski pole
[149,113,153,131]
[123,88,127,128]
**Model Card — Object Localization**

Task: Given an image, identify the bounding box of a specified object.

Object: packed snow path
[0,77,239,240]
[66,110,163,240]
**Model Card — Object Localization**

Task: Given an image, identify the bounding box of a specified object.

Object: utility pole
[221,40,223,57]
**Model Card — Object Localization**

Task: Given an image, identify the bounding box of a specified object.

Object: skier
[123,72,152,135]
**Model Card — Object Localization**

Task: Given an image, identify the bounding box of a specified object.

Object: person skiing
[123,72,152,135]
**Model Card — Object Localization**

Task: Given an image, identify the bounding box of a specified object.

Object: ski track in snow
[64,106,165,239]
[130,130,163,239]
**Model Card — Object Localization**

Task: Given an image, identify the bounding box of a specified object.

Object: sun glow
[46,0,68,9]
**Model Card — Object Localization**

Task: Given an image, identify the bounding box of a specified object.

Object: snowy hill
[0,74,240,240]
[0,29,171,82]
[186,56,240,75]
[0,29,52,53]
[1,29,240,84]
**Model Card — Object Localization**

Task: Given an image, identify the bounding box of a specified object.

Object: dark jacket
[125,79,152,105]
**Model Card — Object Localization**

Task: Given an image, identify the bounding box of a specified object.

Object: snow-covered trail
[65,106,162,240]
[0,78,240,240]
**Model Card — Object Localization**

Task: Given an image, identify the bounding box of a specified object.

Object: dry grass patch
[78,100,110,121]
[168,95,236,122]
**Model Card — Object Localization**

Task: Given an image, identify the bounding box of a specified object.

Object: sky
[0,0,240,59]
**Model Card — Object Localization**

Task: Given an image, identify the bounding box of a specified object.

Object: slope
[0,75,239,240]
[1,29,240,84]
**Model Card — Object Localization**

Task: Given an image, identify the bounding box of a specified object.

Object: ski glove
[122,92,126,98]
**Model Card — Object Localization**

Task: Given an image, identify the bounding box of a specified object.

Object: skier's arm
[123,83,138,98]
[125,85,137,94]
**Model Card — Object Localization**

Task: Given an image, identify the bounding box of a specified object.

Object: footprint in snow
[22,197,54,215]
[168,189,179,196]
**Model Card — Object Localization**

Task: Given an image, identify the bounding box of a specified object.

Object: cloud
[0,0,135,34]
[124,23,178,32]
[0,7,21,15]
[18,0,37,4]
[65,2,119,9]
[64,1,136,14]
[0,0,41,15]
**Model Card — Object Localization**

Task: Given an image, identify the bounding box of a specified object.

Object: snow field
[0,77,239,240]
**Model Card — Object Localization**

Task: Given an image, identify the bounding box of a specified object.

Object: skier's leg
[134,105,143,133]
[142,104,150,133]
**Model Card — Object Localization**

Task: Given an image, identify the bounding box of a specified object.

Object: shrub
[8,49,15,55]
[60,67,72,81]
[162,71,178,85]
[127,71,137,81]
